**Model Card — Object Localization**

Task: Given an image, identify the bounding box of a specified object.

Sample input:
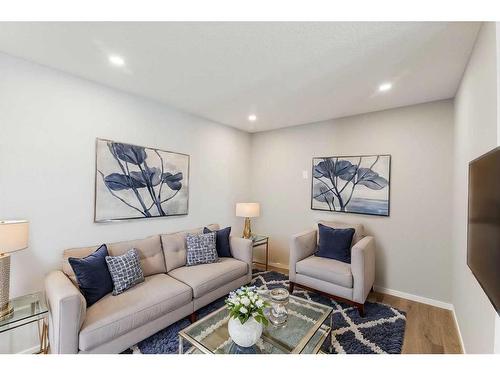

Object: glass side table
[0,291,49,354]
[251,235,269,271]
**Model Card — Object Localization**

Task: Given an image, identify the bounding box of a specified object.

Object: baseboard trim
[254,260,288,272]
[17,344,40,354]
[260,268,454,310]
[451,307,466,353]
[268,261,288,271]
[373,285,454,310]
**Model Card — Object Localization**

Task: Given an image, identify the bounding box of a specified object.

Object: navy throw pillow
[203,226,232,257]
[316,224,355,264]
[68,244,113,307]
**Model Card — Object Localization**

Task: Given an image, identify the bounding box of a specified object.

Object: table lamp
[236,203,260,239]
[0,220,29,318]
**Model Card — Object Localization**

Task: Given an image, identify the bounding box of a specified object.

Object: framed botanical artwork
[94,138,189,222]
[311,154,391,217]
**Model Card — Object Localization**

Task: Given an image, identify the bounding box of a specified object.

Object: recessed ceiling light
[378,82,392,92]
[108,55,125,67]
[248,114,257,122]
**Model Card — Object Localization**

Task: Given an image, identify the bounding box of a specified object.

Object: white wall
[495,315,500,354]
[0,52,252,298]
[452,22,499,354]
[251,100,454,304]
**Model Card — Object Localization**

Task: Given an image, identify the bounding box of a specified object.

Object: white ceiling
[0,22,481,132]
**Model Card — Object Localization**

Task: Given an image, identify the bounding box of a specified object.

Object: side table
[251,235,269,271]
[0,291,49,354]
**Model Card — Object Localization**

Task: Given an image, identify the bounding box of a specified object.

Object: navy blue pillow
[203,226,232,258]
[68,244,113,307]
[316,224,355,264]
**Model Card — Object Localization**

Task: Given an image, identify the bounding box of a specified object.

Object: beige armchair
[289,221,375,316]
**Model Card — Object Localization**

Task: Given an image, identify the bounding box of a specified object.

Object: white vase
[228,317,263,347]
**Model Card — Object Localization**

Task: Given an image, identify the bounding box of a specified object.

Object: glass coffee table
[178,293,332,354]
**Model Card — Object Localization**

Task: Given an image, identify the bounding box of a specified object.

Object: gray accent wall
[250,100,454,304]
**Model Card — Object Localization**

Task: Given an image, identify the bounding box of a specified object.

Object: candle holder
[268,288,289,326]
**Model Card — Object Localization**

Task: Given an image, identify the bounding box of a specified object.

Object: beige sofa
[289,221,375,316]
[44,224,253,354]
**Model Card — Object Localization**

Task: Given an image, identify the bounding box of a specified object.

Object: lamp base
[0,303,13,319]
[242,217,252,239]
[0,253,12,319]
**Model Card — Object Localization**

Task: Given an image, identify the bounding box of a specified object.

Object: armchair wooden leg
[189,312,197,323]
[357,304,365,317]
[290,281,368,318]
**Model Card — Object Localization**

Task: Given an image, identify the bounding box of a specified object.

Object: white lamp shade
[0,220,29,254]
[236,203,260,218]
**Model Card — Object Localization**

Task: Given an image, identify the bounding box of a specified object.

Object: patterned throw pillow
[105,248,145,295]
[186,232,218,266]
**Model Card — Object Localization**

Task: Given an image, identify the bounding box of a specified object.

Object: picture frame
[311,154,391,217]
[94,138,190,222]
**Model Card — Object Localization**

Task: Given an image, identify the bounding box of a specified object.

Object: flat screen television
[467,146,500,314]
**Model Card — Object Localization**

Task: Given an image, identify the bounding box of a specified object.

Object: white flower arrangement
[225,286,269,326]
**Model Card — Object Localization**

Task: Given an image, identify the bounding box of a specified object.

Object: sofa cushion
[186,232,218,266]
[161,224,219,272]
[204,226,232,258]
[107,235,165,277]
[316,224,355,264]
[63,245,101,285]
[68,244,113,307]
[169,257,247,298]
[62,234,165,282]
[318,221,364,246]
[105,248,145,295]
[296,255,353,288]
[79,273,192,351]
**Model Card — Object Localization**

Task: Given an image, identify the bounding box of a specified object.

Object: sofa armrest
[351,236,375,304]
[230,236,253,280]
[289,229,317,282]
[45,270,86,354]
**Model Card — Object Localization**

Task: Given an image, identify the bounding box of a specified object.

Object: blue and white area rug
[123,270,406,354]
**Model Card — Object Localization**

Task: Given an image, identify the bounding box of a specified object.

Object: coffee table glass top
[0,292,47,332]
[179,293,332,354]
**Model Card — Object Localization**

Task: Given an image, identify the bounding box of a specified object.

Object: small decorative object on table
[225,286,269,348]
[268,288,289,326]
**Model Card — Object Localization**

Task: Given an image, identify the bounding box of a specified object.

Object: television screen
[467,146,500,313]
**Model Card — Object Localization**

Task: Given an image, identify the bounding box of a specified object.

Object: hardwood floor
[255,265,463,354]
[368,291,463,354]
